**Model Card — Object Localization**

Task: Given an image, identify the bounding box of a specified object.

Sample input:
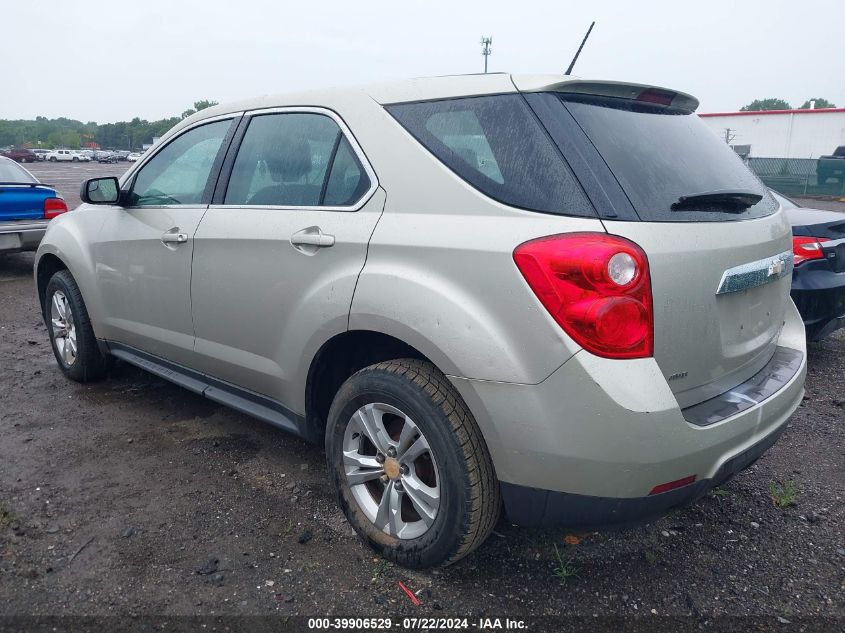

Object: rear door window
[223,112,371,208]
[323,136,370,206]
[547,94,777,222]
[387,95,594,217]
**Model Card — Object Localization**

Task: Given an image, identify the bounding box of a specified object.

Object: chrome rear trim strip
[716,250,793,295]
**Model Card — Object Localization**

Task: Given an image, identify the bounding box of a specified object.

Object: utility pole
[480,36,492,73]
[724,128,737,145]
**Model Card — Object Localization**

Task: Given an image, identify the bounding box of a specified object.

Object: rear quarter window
[0,159,36,183]
[386,95,595,217]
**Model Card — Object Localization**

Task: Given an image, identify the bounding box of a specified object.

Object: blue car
[0,156,67,254]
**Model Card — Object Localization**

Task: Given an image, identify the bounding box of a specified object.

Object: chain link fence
[747,157,845,197]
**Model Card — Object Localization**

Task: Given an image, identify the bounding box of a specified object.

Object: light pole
[480,36,492,73]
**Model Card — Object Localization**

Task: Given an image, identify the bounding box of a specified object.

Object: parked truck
[817,146,845,184]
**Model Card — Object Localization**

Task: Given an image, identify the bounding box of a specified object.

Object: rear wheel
[45,270,109,382]
[326,359,500,568]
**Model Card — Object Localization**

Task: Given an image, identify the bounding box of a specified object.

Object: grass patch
[770,480,799,508]
[371,559,391,583]
[0,503,16,528]
[644,550,658,564]
[710,487,730,498]
[552,544,579,583]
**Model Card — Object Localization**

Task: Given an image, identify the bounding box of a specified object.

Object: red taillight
[43,197,68,219]
[636,88,676,106]
[792,236,829,266]
[513,233,654,359]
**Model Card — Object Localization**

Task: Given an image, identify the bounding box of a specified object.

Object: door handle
[291,227,335,249]
[161,229,188,245]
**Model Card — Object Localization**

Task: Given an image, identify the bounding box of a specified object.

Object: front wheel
[326,359,500,568]
[45,270,109,382]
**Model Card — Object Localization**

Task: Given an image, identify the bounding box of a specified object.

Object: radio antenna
[565,21,595,75]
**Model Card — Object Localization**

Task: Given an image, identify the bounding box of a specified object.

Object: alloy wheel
[50,290,77,366]
[343,402,440,540]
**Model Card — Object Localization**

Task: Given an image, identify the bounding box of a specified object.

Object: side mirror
[80,177,120,204]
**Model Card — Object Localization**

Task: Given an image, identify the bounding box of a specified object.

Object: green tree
[799,97,836,109]
[740,98,792,112]
[0,100,219,150]
[61,130,81,148]
[47,131,63,147]
[181,109,196,119]
[193,100,218,112]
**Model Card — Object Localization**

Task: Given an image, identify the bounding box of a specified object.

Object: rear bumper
[449,299,807,528]
[791,263,845,340]
[0,220,48,253]
[501,418,788,528]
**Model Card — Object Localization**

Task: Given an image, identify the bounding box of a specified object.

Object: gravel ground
[794,197,845,213]
[0,164,843,623]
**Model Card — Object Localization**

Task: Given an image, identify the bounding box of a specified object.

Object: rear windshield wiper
[671,189,762,212]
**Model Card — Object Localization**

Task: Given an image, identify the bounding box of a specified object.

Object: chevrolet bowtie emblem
[767,259,785,277]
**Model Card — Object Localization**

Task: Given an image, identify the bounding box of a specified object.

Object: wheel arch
[35,252,70,317]
[34,214,107,339]
[303,328,506,484]
[304,330,429,441]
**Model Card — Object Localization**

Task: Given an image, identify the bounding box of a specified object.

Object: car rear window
[554,94,776,222]
[386,95,595,217]
[0,159,37,183]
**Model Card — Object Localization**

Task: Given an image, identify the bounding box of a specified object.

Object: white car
[126,152,142,162]
[71,151,91,162]
[45,150,85,162]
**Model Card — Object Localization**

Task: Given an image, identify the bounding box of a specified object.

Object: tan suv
[35,74,806,567]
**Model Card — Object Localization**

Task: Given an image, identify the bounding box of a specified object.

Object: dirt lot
[25,161,130,209]
[0,163,843,624]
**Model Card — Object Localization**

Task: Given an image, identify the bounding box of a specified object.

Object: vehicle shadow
[0,252,35,279]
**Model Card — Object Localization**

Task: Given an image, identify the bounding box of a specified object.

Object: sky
[2,0,843,122]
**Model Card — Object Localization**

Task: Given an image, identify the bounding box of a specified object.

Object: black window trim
[121,113,242,209]
[523,92,638,221]
[210,106,378,212]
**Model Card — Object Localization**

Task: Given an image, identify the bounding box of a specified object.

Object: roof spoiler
[512,76,700,113]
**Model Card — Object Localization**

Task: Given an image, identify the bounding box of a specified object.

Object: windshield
[557,94,777,222]
[0,159,37,183]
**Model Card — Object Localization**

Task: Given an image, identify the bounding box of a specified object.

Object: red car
[1,148,37,163]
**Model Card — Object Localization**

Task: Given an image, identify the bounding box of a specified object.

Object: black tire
[44,270,109,382]
[326,359,500,568]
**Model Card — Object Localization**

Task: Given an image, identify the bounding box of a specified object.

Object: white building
[699,108,845,159]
